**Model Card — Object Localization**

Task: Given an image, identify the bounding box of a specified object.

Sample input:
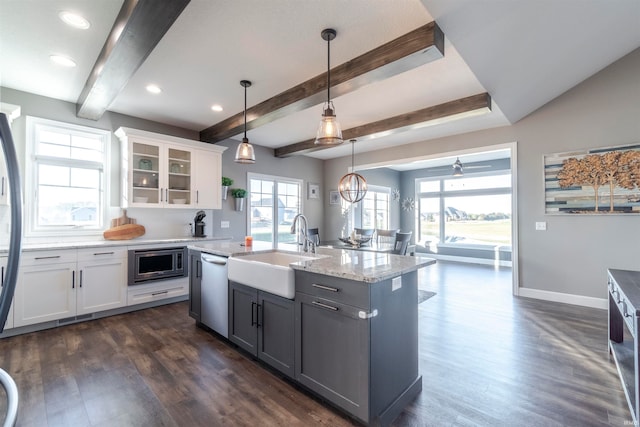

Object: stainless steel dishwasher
[200,253,228,338]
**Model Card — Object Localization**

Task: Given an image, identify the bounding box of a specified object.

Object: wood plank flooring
[0,261,630,426]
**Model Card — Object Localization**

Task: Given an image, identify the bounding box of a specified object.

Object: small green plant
[231,188,247,198]
[222,176,233,186]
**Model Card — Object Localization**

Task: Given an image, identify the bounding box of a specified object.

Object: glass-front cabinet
[116,127,226,209]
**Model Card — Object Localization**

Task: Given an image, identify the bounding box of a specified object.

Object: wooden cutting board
[111,209,136,228]
[103,224,146,240]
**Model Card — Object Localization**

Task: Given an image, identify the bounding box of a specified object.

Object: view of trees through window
[418,174,511,248]
[249,174,302,246]
[361,188,389,229]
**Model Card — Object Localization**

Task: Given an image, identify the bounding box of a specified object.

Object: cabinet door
[228,281,257,354]
[295,292,370,422]
[189,251,202,321]
[0,256,13,329]
[76,257,127,316]
[14,262,77,327]
[193,149,221,209]
[129,139,163,207]
[258,291,295,378]
[166,145,192,207]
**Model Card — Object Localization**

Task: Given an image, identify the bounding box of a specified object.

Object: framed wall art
[544,143,640,214]
[308,182,319,199]
[329,191,341,205]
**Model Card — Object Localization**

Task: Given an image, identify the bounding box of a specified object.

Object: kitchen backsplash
[0,205,221,244]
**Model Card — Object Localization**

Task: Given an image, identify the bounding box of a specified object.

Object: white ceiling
[1,0,639,162]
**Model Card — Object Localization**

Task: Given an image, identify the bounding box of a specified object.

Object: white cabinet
[14,250,77,327]
[14,248,127,327]
[127,277,188,306]
[0,256,13,329]
[192,149,221,208]
[116,127,226,209]
[76,248,127,315]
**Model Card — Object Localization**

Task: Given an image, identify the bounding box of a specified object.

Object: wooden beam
[199,22,445,143]
[274,93,492,158]
[76,0,191,120]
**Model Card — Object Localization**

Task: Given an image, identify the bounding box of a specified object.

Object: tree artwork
[556,150,640,212]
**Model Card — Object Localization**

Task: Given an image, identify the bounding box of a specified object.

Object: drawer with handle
[295,271,369,308]
[20,249,76,266]
[77,247,126,262]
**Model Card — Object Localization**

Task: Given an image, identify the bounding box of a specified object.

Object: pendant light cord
[351,139,356,170]
[243,84,247,140]
[327,36,331,105]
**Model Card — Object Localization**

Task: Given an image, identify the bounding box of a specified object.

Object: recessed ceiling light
[59,11,90,29]
[50,55,77,67]
[146,84,162,94]
[211,104,223,112]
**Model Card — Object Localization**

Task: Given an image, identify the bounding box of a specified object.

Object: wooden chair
[392,231,413,255]
[376,228,399,245]
[354,228,375,246]
[307,228,320,245]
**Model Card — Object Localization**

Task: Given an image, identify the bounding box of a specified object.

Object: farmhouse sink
[227,250,322,299]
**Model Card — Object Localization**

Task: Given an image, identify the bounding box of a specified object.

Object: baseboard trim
[425,253,512,267]
[517,287,607,310]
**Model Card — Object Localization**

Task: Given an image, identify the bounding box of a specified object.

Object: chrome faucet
[290,213,315,253]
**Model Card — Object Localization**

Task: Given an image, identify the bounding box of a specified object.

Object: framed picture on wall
[308,182,320,199]
[329,190,340,205]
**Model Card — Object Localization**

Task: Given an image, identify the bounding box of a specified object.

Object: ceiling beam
[76,0,191,120]
[199,22,445,144]
[274,93,492,158]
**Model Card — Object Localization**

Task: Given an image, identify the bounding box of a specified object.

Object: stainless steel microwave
[128,246,187,285]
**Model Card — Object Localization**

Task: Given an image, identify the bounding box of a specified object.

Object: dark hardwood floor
[0,261,630,426]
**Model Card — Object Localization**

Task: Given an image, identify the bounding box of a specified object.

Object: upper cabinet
[115,127,226,209]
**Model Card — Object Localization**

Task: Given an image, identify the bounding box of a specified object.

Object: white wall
[325,47,640,301]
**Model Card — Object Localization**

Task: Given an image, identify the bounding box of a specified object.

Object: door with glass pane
[166,145,191,206]
[131,140,162,206]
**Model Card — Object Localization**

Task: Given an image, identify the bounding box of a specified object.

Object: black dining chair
[376,228,399,245]
[354,228,375,246]
[392,231,413,255]
[307,228,320,245]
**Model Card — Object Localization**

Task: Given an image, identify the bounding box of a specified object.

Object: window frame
[359,185,390,230]
[247,172,303,247]
[25,116,111,237]
[416,171,512,246]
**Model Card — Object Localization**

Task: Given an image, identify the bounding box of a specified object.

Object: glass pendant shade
[315,104,343,145]
[314,28,343,146]
[235,137,255,164]
[235,79,256,164]
[339,172,367,203]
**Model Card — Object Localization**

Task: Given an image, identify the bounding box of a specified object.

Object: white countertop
[0,236,232,253]
[188,240,436,283]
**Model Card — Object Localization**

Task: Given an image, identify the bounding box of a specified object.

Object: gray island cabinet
[229,281,295,378]
[294,269,421,426]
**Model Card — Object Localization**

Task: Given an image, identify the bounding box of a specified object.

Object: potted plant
[231,188,247,211]
[222,177,233,200]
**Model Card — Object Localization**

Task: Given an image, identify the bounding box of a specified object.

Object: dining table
[320,239,416,255]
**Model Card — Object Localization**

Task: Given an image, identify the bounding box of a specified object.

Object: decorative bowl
[173,198,186,204]
[134,196,148,203]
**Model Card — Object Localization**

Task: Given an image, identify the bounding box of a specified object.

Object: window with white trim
[26,117,110,235]
[248,173,302,247]
[361,186,390,229]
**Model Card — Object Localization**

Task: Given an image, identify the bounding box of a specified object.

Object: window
[361,186,390,229]
[248,173,302,247]
[417,174,511,247]
[26,117,110,235]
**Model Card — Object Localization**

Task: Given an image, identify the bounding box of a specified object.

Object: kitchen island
[188,240,435,426]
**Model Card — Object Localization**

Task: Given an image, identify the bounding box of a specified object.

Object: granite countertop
[0,236,231,253]
[189,240,436,283]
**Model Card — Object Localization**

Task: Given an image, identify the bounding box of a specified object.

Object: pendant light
[314,28,344,146]
[234,80,256,164]
[339,139,367,203]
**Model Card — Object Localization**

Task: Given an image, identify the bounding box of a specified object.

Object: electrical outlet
[535,221,547,231]
[221,221,230,229]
